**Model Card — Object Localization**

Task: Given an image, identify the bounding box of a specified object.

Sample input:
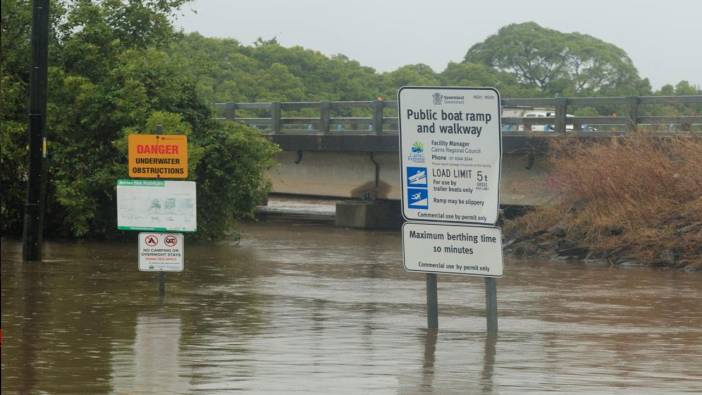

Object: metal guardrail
[214,96,702,134]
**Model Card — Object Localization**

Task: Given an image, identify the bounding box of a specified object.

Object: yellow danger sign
[128,134,188,179]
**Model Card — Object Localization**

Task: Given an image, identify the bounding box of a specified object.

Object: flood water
[2,220,701,394]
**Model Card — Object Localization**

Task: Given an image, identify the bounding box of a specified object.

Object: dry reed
[506,133,702,267]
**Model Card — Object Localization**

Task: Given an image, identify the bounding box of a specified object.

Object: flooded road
[2,220,701,394]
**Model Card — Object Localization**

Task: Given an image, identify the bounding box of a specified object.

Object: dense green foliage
[165,23,698,108]
[171,34,383,103]
[167,34,542,103]
[1,0,278,239]
[464,22,651,96]
[1,3,697,241]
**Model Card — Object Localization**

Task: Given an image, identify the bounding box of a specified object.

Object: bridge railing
[214,95,702,135]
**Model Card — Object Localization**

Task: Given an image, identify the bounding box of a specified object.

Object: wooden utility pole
[23,0,50,261]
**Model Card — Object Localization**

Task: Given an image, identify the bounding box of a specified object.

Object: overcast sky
[175,0,701,90]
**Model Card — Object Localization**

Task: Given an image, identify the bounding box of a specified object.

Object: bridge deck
[264,132,633,153]
[222,95,701,205]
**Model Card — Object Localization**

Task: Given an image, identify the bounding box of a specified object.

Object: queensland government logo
[432,92,464,105]
[407,141,425,163]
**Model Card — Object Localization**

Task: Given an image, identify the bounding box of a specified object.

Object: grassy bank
[503,133,702,270]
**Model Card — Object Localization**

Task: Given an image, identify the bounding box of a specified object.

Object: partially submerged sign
[399,87,501,225]
[129,134,188,179]
[139,232,184,272]
[402,222,503,277]
[117,179,196,232]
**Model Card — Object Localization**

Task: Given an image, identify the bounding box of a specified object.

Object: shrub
[506,133,702,267]
[194,120,280,240]
[0,121,28,235]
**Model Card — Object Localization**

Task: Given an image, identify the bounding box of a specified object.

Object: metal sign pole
[426,273,438,329]
[484,277,498,334]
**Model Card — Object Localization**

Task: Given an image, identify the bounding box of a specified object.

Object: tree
[440,62,539,97]
[464,22,650,96]
[672,80,699,96]
[652,81,702,118]
[1,0,42,235]
[1,0,278,239]
[381,64,439,97]
[169,33,384,104]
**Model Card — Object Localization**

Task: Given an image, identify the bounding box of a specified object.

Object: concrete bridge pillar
[335,199,402,229]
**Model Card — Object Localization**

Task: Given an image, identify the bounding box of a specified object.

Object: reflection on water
[420,330,437,393]
[2,220,702,394]
[111,314,186,394]
[481,335,497,394]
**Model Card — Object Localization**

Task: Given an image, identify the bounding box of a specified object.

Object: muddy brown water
[2,220,701,394]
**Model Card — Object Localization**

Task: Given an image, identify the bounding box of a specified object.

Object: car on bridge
[518,111,566,132]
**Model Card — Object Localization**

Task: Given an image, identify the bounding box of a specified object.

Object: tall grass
[507,133,702,267]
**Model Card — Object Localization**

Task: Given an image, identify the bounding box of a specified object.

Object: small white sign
[138,232,184,272]
[117,179,196,232]
[399,86,502,225]
[402,222,503,277]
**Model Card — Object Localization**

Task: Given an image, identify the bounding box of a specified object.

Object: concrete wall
[267,150,557,206]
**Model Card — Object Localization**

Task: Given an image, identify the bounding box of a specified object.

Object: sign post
[426,273,438,329]
[485,277,498,333]
[119,132,194,296]
[398,86,503,333]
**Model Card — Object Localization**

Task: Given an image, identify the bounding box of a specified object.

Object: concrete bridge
[216,95,702,227]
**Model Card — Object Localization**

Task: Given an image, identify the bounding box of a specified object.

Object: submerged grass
[505,133,702,268]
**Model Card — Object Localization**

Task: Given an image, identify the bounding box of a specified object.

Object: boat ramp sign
[398,87,504,330]
[138,232,184,272]
[398,86,502,225]
[399,86,504,279]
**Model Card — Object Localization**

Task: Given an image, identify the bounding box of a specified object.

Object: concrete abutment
[264,147,556,229]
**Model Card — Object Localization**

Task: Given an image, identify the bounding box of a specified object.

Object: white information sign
[399,86,501,225]
[117,179,196,232]
[138,232,184,272]
[402,222,503,277]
